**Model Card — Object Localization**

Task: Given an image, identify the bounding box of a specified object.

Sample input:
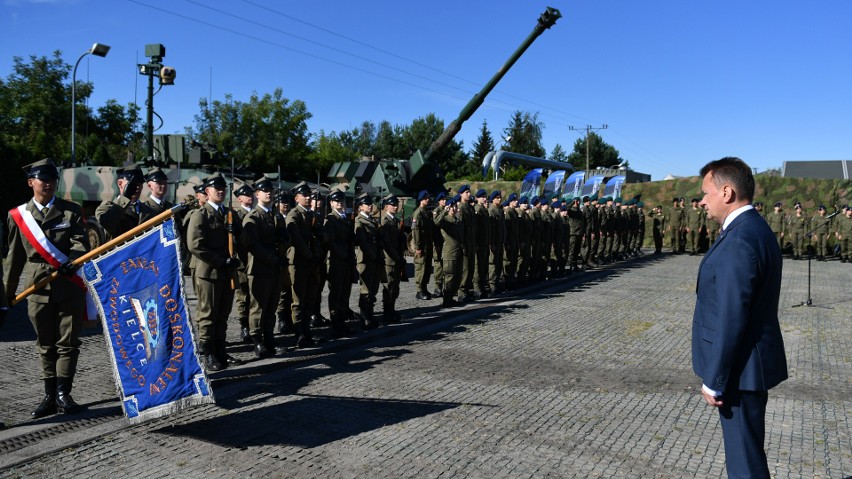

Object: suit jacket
[4,198,89,304]
[692,208,788,392]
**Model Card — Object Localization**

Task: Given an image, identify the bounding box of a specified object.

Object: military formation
[646,197,852,262]
[4,159,851,424]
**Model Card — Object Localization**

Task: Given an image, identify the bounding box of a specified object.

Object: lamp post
[71,42,110,164]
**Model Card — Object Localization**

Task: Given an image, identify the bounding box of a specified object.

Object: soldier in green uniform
[323,189,355,336]
[142,167,173,213]
[567,197,584,271]
[766,201,786,251]
[473,189,490,296]
[354,193,381,328]
[309,190,329,327]
[438,197,463,306]
[241,176,281,357]
[487,190,505,293]
[685,198,703,255]
[186,173,241,371]
[275,193,294,335]
[667,197,684,254]
[380,194,404,323]
[549,198,564,275]
[95,163,154,240]
[5,159,89,418]
[580,196,595,267]
[285,181,319,347]
[516,196,531,284]
[431,191,447,297]
[411,190,433,300]
[528,196,543,281]
[185,184,207,287]
[598,197,612,263]
[811,205,832,261]
[835,205,852,263]
[788,203,808,260]
[703,204,717,247]
[503,193,520,288]
[232,179,254,344]
[650,205,665,254]
[635,201,646,254]
[457,185,476,301]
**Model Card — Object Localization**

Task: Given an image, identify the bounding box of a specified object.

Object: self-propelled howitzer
[327,7,562,209]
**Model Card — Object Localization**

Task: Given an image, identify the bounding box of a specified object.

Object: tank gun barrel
[424,7,561,161]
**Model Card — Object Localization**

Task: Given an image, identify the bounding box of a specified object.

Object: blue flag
[83,218,214,423]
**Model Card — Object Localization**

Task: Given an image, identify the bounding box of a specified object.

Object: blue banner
[542,170,566,200]
[83,218,214,423]
[602,175,626,199]
[581,175,605,196]
[563,171,585,200]
[520,168,543,198]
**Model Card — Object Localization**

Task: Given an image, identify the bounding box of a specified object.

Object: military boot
[31,378,58,419]
[252,335,272,359]
[55,377,81,415]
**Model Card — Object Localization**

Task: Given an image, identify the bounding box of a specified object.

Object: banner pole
[12,203,188,305]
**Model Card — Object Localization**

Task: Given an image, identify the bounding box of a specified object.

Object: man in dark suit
[693,157,788,478]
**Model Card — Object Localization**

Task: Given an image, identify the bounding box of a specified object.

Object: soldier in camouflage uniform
[766,201,786,251]
[787,203,808,260]
[835,205,852,263]
[811,205,832,261]
[667,197,684,254]
[411,190,433,300]
[431,192,447,297]
[685,198,703,255]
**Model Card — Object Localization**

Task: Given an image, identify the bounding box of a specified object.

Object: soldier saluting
[95,163,154,240]
[4,159,90,418]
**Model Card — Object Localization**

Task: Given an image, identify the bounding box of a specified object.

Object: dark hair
[699,157,755,202]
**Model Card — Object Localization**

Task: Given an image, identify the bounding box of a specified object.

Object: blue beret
[452,194,461,203]
[507,193,518,202]
[435,191,447,201]
[519,196,529,205]
[582,195,590,202]
[475,188,487,198]
[489,190,502,202]
[818,205,826,211]
[458,185,470,194]
[501,200,508,207]
[417,190,430,202]
[531,195,540,206]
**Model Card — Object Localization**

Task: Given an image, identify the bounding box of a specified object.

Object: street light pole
[71,43,110,164]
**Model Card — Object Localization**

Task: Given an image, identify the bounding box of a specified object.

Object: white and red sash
[10,203,95,320]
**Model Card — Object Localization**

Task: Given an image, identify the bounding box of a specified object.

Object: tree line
[1,52,625,190]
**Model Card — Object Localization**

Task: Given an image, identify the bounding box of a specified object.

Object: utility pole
[568,124,608,172]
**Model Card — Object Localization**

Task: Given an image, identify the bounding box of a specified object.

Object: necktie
[40,206,49,219]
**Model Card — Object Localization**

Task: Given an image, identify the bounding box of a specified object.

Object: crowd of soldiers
[5,158,850,422]
[646,197,852,262]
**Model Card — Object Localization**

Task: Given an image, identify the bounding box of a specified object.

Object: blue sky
[3,0,851,180]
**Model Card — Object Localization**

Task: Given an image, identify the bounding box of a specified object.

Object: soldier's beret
[203,172,227,189]
[774,201,782,207]
[598,197,608,205]
[382,194,399,206]
[754,201,764,207]
[233,178,255,196]
[193,184,207,195]
[605,196,613,202]
[24,158,59,180]
[355,193,372,206]
[417,190,430,202]
[519,196,529,205]
[818,205,826,211]
[501,200,509,208]
[589,194,598,202]
[489,190,502,202]
[614,197,623,203]
[507,193,518,202]
[145,167,168,184]
[530,196,540,206]
[445,197,456,207]
[458,184,471,194]
[291,181,311,197]
[672,197,679,203]
[328,190,345,203]
[118,163,145,184]
[572,196,580,202]
[435,191,447,202]
[843,205,849,211]
[253,176,274,193]
[559,204,567,212]
[451,194,461,203]
[475,188,488,198]
[691,198,699,203]
[582,195,590,202]
[679,197,685,202]
[794,202,802,209]
[637,201,644,208]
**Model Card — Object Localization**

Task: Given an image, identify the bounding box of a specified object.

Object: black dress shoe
[296,336,316,349]
[225,354,245,366]
[254,343,272,359]
[415,292,425,300]
[432,289,443,298]
[31,394,57,419]
[204,354,224,371]
[56,392,81,415]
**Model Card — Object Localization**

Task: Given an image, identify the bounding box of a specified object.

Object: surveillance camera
[159,66,176,85]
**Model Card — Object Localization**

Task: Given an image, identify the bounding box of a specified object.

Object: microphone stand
[792,210,839,308]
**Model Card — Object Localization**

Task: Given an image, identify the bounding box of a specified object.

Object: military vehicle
[327,7,562,215]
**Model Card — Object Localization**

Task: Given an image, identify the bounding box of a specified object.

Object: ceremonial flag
[563,171,586,200]
[602,175,626,199]
[542,170,566,199]
[520,168,543,198]
[581,175,605,196]
[83,218,214,423]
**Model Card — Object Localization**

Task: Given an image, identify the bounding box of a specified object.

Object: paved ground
[0,251,849,478]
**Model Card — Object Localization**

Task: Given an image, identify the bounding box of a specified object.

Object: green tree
[310,129,360,177]
[469,119,495,165]
[549,143,568,163]
[190,88,313,177]
[567,131,624,171]
[502,111,545,158]
[403,113,467,182]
